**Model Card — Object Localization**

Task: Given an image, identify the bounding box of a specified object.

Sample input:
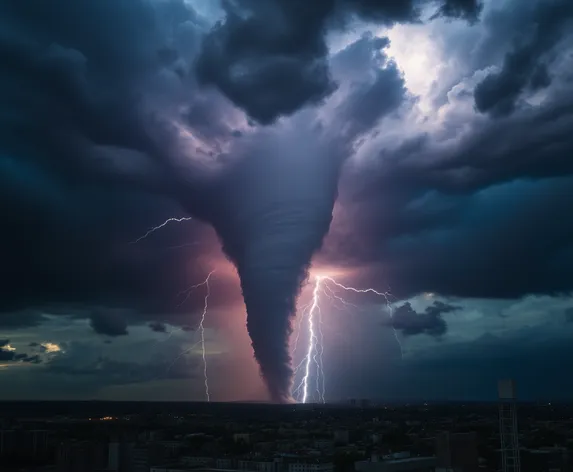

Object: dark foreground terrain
[1,401,572,471]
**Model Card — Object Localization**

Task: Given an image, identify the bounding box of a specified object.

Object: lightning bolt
[178,270,215,402]
[301,278,322,404]
[322,277,403,359]
[292,275,402,404]
[131,216,212,401]
[130,217,193,244]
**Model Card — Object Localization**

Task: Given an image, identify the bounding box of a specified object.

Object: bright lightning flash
[177,270,215,402]
[131,216,213,402]
[130,217,193,244]
[292,275,402,404]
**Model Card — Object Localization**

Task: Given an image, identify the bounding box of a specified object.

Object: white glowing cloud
[385,24,444,112]
[41,342,61,353]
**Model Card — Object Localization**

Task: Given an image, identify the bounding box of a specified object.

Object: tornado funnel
[210,128,341,402]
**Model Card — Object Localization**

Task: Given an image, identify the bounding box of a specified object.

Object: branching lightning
[131,216,213,401]
[131,217,402,405]
[292,275,402,404]
[178,270,215,402]
[130,217,193,244]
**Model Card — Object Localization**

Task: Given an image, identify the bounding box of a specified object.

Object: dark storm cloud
[0,179,231,324]
[0,340,38,363]
[346,176,573,300]
[331,34,408,137]
[89,309,129,337]
[182,93,240,142]
[565,308,573,323]
[474,0,573,116]
[194,0,335,125]
[45,341,199,386]
[0,311,48,329]
[388,301,457,337]
[324,327,573,402]
[0,349,15,361]
[20,355,42,364]
[149,321,168,333]
[0,0,161,171]
[196,0,481,124]
[306,302,573,402]
[0,0,223,320]
[0,0,259,332]
[432,0,483,22]
[401,328,573,400]
[337,64,406,138]
[425,300,461,317]
[431,102,573,192]
[334,63,573,299]
[47,357,180,382]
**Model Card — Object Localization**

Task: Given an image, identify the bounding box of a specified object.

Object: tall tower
[498,379,521,472]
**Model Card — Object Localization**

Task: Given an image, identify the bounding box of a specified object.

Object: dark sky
[1,0,572,403]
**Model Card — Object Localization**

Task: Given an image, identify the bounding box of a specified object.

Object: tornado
[209,128,342,402]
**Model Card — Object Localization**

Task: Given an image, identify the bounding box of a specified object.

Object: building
[130,445,150,472]
[356,454,436,472]
[314,439,334,450]
[150,467,189,472]
[238,459,280,472]
[57,438,135,472]
[181,456,216,468]
[498,379,521,472]
[0,429,50,459]
[521,447,570,472]
[287,461,333,472]
[56,440,109,472]
[234,433,251,444]
[435,432,479,472]
[216,458,236,469]
[149,441,184,466]
[109,440,121,470]
[151,468,242,472]
[333,430,349,445]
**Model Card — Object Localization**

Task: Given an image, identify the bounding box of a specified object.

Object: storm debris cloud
[89,309,129,337]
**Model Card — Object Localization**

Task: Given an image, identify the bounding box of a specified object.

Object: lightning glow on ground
[130,217,193,244]
[292,275,401,404]
[178,270,215,402]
